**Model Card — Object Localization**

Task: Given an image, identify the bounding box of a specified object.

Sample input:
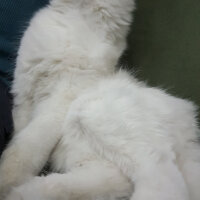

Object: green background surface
[121,0,200,120]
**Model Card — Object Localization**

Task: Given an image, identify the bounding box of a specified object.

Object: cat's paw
[4,176,62,200]
[5,185,48,200]
[5,190,23,200]
[0,146,30,198]
[0,169,29,200]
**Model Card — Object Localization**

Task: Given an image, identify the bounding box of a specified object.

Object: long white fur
[62,71,200,200]
[0,0,200,200]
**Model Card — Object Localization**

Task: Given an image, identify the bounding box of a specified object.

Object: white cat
[0,0,200,200]
[0,0,135,199]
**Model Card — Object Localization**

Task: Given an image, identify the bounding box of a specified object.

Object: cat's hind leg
[6,160,133,200]
[129,156,189,200]
[177,138,200,200]
[63,90,190,200]
[169,101,200,200]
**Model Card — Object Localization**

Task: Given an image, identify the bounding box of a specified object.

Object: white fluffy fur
[0,0,200,200]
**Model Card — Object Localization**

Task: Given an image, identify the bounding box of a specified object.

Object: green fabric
[121,0,200,120]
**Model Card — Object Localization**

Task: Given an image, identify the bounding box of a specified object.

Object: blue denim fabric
[0,0,49,87]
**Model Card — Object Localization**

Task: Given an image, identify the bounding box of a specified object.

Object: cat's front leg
[0,115,62,199]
